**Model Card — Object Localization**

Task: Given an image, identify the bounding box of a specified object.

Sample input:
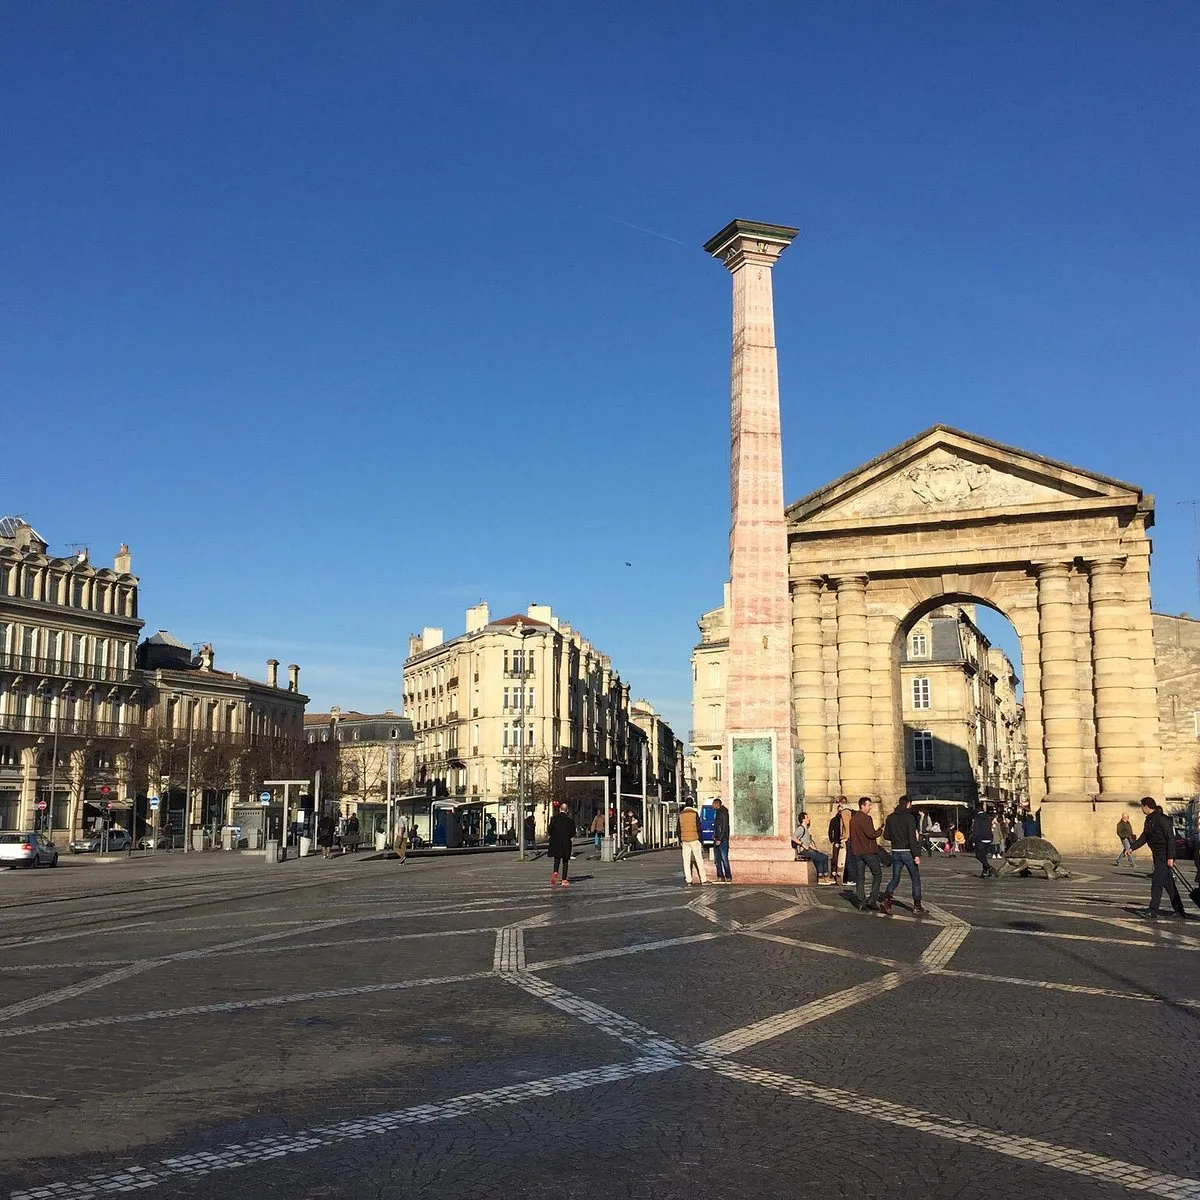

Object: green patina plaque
[731,735,776,836]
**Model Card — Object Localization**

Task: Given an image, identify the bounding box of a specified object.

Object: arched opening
[894,594,1030,829]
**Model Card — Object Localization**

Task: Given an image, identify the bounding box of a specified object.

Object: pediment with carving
[787,427,1144,528]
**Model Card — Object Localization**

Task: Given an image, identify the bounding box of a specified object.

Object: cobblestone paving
[0,850,1197,1199]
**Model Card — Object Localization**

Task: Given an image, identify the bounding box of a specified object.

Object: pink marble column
[706,219,809,884]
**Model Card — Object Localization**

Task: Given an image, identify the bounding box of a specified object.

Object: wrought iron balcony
[0,651,135,686]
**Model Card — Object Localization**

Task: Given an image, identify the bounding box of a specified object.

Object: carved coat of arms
[906,452,991,507]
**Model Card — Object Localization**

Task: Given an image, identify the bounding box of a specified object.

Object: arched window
[713,754,722,782]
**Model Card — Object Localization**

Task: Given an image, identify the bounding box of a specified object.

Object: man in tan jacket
[677,799,708,886]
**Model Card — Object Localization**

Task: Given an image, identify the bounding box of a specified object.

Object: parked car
[69,829,132,854]
[136,833,171,849]
[0,831,59,868]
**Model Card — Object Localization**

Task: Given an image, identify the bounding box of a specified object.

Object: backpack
[828,814,842,844]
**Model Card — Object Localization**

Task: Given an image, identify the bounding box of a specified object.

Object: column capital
[1083,555,1127,576]
[831,573,869,592]
[1031,560,1073,580]
[788,574,823,595]
[704,219,798,273]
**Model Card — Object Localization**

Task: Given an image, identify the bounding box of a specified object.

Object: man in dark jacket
[547,802,576,889]
[711,798,732,883]
[971,808,995,878]
[1128,797,1186,918]
[881,795,925,916]
[848,797,885,912]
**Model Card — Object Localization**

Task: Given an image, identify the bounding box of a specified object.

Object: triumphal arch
[787,425,1161,855]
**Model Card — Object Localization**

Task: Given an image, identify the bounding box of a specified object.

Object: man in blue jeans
[880,795,925,916]
[711,798,732,883]
[791,812,833,883]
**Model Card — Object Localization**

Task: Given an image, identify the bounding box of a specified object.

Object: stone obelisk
[704,219,808,883]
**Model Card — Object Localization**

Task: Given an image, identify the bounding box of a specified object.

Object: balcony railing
[0,651,135,686]
[0,712,300,748]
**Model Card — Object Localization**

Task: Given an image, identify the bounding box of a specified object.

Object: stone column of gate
[1086,557,1140,800]
[791,574,828,814]
[705,219,804,882]
[1123,548,1164,796]
[1035,561,1089,848]
[834,574,874,798]
[19,744,40,830]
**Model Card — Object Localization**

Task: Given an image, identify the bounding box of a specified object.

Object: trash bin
[601,835,615,863]
[299,835,313,858]
[222,827,235,851]
[264,839,280,865]
[191,828,205,852]
[375,831,387,851]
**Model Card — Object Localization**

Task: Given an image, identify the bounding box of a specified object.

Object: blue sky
[4,1,1197,739]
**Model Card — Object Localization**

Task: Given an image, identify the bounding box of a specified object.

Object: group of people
[816,795,927,914]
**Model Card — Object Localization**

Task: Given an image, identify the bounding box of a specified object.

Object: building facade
[898,605,1028,807]
[0,516,309,841]
[403,602,635,838]
[303,707,415,841]
[0,518,143,836]
[1153,613,1200,804]
[689,582,729,805]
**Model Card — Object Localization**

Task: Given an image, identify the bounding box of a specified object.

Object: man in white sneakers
[677,798,708,886]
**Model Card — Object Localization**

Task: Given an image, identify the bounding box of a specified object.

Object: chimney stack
[114,543,132,574]
[199,644,214,671]
[267,659,279,688]
[288,663,299,692]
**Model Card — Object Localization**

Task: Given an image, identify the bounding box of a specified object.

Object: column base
[1038,797,1140,857]
[728,837,816,885]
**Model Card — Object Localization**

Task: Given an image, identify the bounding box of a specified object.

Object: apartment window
[910,633,928,658]
[503,687,510,711]
[526,687,534,712]
[912,730,934,772]
[709,662,720,687]
[713,754,722,782]
[911,677,931,710]
[72,577,86,607]
[503,722,510,748]
[22,627,36,658]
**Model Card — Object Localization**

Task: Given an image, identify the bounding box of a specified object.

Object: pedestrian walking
[881,795,925,915]
[1128,797,1186,919]
[590,810,604,859]
[346,811,360,852]
[971,808,995,878]
[394,811,409,863]
[316,811,336,860]
[1114,813,1136,867]
[548,801,576,888]
[677,798,708,886]
[792,812,833,883]
[711,798,732,883]
[828,803,845,882]
[849,797,885,911]
[162,820,174,852]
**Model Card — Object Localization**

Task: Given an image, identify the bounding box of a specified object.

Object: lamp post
[39,684,67,836]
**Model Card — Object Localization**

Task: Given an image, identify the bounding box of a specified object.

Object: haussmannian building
[402,602,635,839]
[898,605,1028,808]
[0,517,309,842]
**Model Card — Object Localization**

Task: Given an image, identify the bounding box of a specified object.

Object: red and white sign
[35,800,47,811]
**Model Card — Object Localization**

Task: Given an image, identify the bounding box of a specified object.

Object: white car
[0,831,59,868]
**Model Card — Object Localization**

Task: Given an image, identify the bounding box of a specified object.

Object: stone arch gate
[786,425,1161,855]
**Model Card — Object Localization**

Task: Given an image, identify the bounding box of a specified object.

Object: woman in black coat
[547,802,576,888]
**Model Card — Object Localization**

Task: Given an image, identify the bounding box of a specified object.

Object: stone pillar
[1035,562,1086,799]
[791,575,828,808]
[1086,557,1140,799]
[834,575,874,798]
[1123,546,1163,796]
[19,744,39,830]
[706,218,808,883]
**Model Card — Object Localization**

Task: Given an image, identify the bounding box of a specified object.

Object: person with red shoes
[547,801,576,888]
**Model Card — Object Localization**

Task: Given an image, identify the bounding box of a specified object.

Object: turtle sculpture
[994,835,1071,880]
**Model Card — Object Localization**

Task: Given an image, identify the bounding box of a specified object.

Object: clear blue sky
[5,2,1197,740]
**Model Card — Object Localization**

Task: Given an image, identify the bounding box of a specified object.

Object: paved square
[0,850,1196,1198]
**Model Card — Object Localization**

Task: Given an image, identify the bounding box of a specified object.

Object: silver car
[0,831,60,868]
[69,829,132,854]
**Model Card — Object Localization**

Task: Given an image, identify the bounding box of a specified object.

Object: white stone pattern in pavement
[9,886,1200,1200]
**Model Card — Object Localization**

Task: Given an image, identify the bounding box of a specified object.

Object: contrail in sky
[578,205,687,246]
